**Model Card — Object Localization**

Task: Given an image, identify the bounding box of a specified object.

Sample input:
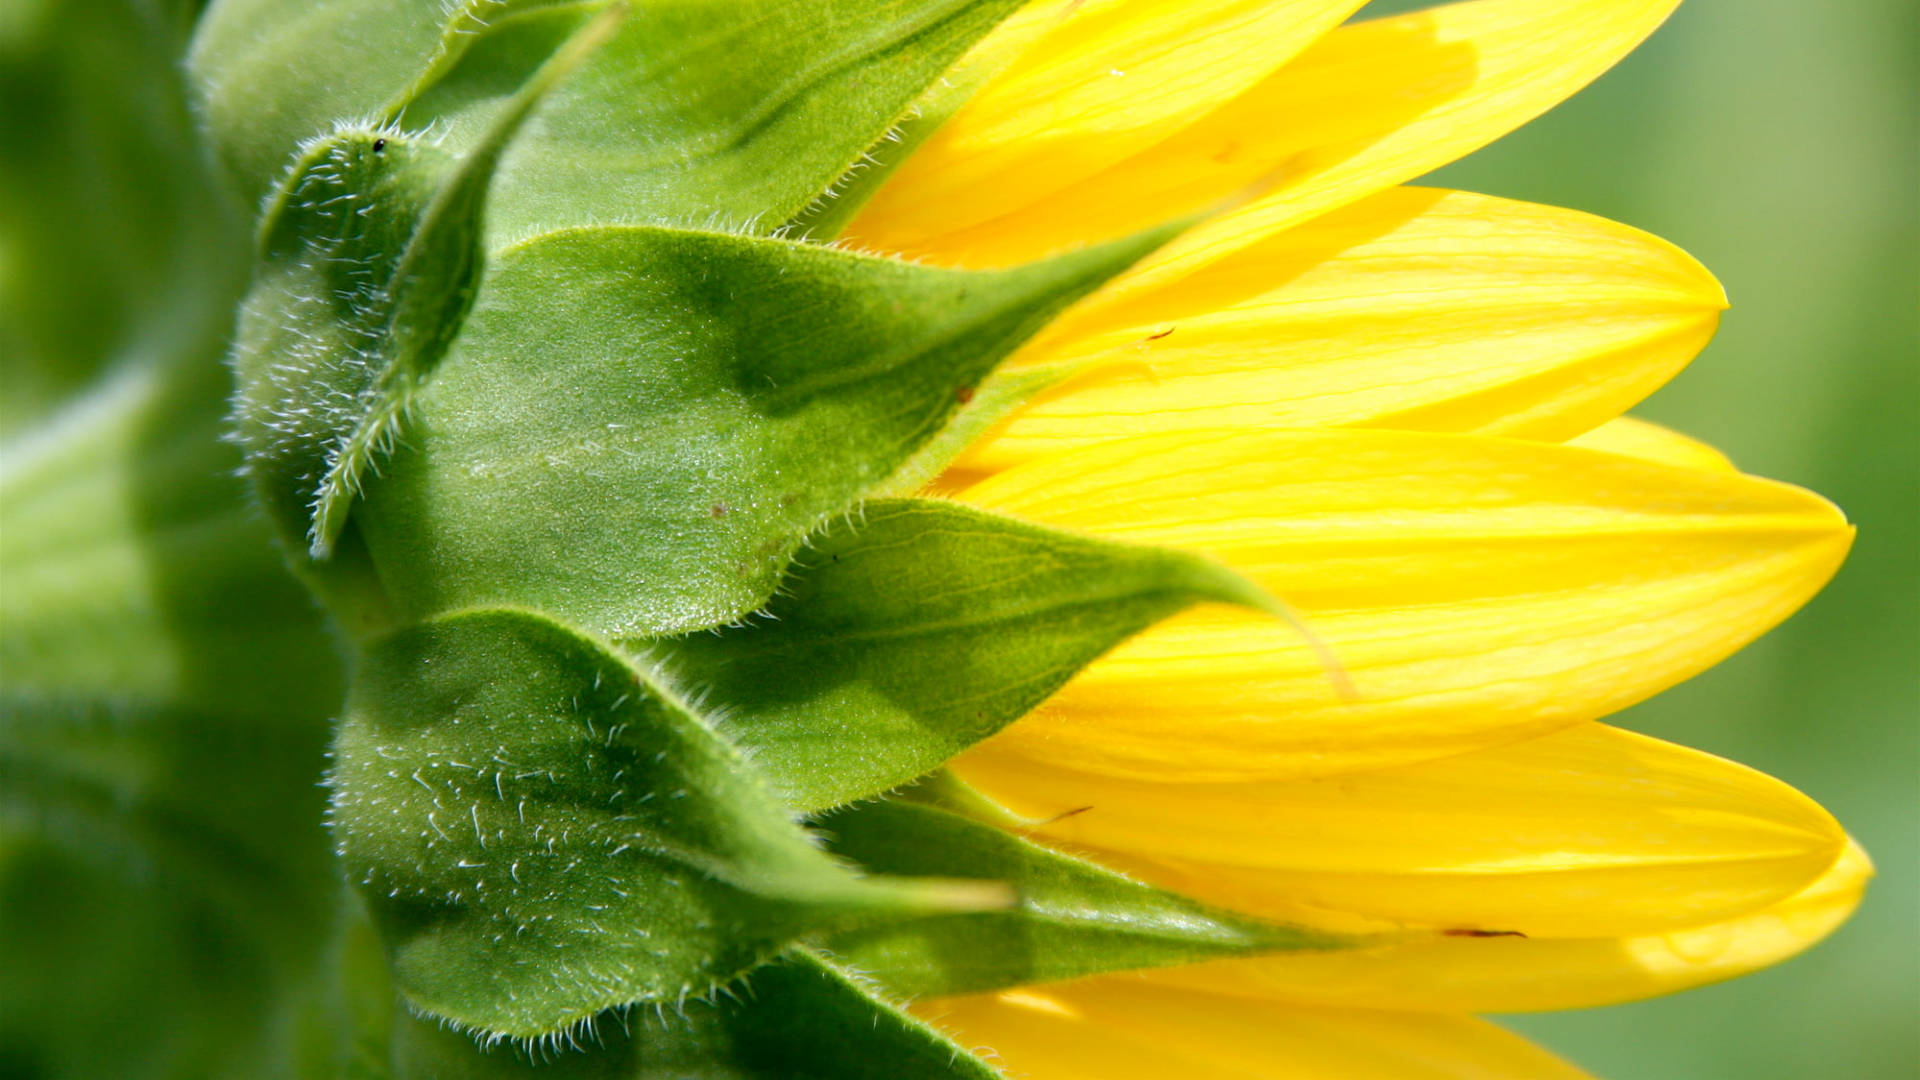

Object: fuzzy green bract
[821,799,1352,998]
[353,223,1175,635]
[337,609,1000,1038]
[230,8,621,562]
[1,0,1368,1074]
[654,499,1283,812]
[391,951,999,1079]
[231,126,464,559]
[190,0,1031,238]
[0,5,350,1076]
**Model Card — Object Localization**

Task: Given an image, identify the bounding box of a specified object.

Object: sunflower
[1,0,1867,1076]
[823,0,1868,1073]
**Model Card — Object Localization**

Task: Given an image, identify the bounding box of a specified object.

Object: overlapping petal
[1568,415,1739,473]
[851,0,1683,270]
[954,428,1852,781]
[916,982,1594,1079]
[954,724,1846,938]
[850,0,1369,253]
[886,0,1866,1063]
[1136,840,1872,1013]
[860,0,1856,1055]
[943,187,1722,481]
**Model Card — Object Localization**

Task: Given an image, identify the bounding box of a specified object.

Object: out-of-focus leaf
[655,498,1277,812]
[819,799,1351,998]
[0,0,244,439]
[0,699,343,1080]
[334,608,1001,1039]
[0,324,349,1080]
[1,360,343,715]
[389,950,998,1079]
[355,223,1170,637]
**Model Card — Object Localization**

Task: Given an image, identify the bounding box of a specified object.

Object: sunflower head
[0,0,1866,1076]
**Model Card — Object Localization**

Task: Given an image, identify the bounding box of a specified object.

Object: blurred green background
[1361,0,1920,1076]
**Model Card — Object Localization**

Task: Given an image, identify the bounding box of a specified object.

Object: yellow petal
[847,0,1369,254]
[956,428,1852,781]
[916,982,1594,1079]
[858,0,1681,268]
[1569,416,1739,473]
[946,187,1722,478]
[956,724,1846,938]
[1139,840,1872,1013]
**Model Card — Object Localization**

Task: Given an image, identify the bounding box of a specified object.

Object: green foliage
[232,124,468,562]
[0,698,346,1079]
[0,0,244,437]
[190,0,1029,238]
[336,608,1000,1038]
[431,0,1033,245]
[390,951,997,1079]
[0,256,352,1080]
[6,0,1374,1072]
[1,360,343,716]
[231,7,620,563]
[351,223,1171,636]
[657,499,1278,812]
[820,800,1353,997]
[188,0,479,206]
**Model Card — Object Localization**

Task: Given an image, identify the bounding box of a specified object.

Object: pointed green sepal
[425,0,1032,244]
[354,224,1177,637]
[228,8,617,563]
[190,0,460,204]
[389,950,999,1078]
[651,498,1277,811]
[193,0,1031,241]
[821,799,1356,998]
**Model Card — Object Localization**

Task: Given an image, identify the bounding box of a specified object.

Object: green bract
[2,1,1366,1075]
[655,499,1289,812]
[390,950,1003,1080]
[820,798,1351,998]
[349,223,1175,635]
[339,608,1005,1038]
